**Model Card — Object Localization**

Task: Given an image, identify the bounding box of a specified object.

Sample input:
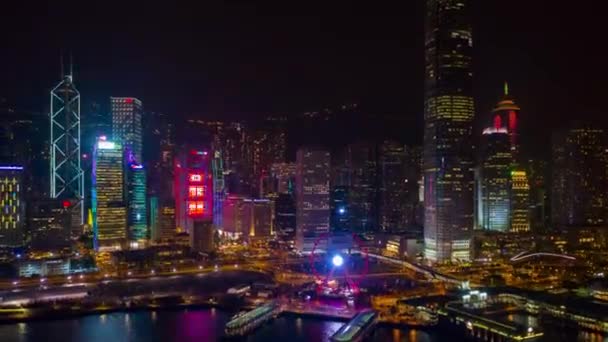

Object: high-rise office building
[0,104,47,199]
[157,117,176,241]
[551,126,607,227]
[330,186,350,231]
[378,141,408,232]
[347,142,378,232]
[174,148,214,234]
[50,71,84,228]
[423,0,474,262]
[0,166,24,247]
[477,128,511,232]
[221,195,251,238]
[149,196,160,241]
[510,170,531,232]
[491,83,521,163]
[92,138,127,250]
[249,199,273,239]
[27,198,72,250]
[111,97,143,163]
[295,148,330,252]
[274,193,296,242]
[269,162,296,195]
[190,220,214,253]
[527,159,548,232]
[127,163,148,244]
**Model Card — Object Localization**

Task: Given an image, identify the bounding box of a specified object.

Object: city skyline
[1,2,606,155]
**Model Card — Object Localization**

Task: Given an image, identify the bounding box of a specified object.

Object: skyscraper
[330,185,350,231]
[551,126,607,227]
[27,198,72,250]
[510,170,530,232]
[50,70,84,227]
[378,141,407,232]
[92,138,127,250]
[347,142,378,232]
[127,163,148,244]
[111,97,143,163]
[477,128,511,232]
[491,83,521,163]
[295,148,330,252]
[423,0,474,262]
[0,166,24,247]
[274,193,296,242]
[174,148,213,234]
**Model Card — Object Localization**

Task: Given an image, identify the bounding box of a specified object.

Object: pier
[224,301,281,337]
[330,309,378,342]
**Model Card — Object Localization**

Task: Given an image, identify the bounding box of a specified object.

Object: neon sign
[187,201,206,216]
[189,174,203,182]
[188,186,205,198]
[98,141,116,150]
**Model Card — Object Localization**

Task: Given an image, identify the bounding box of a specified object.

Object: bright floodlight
[332,254,344,267]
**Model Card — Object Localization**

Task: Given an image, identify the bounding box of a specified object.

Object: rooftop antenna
[504,81,509,96]
[69,52,73,79]
[60,52,64,78]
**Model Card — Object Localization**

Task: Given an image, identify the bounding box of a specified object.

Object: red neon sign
[187,201,206,216]
[188,186,205,198]
[189,173,203,182]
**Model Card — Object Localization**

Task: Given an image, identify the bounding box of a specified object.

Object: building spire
[69,52,73,78]
[504,81,509,96]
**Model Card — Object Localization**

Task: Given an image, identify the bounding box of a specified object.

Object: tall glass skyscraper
[295,148,330,253]
[477,129,511,232]
[92,138,127,250]
[423,0,474,262]
[111,97,143,163]
[127,163,148,243]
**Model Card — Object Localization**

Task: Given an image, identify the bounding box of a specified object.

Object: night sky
[1,1,605,155]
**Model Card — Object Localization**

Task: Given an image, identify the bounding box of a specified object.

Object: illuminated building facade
[127,163,148,243]
[347,142,378,232]
[527,159,548,231]
[221,195,250,238]
[174,148,213,235]
[330,186,350,231]
[50,70,84,227]
[510,170,530,232]
[250,199,272,238]
[221,196,272,239]
[491,83,521,163]
[0,166,24,247]
[477,128,511,232]
[27,198,72,250]
[111,97,143,163]
[423,0,474,262]
[274,193,296,241]
[92,138,127,250]
[379,141,417,232]
[149,196,159,241]
[295,148,330,252]
[270,162,296,195]
[552,126,607,227]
